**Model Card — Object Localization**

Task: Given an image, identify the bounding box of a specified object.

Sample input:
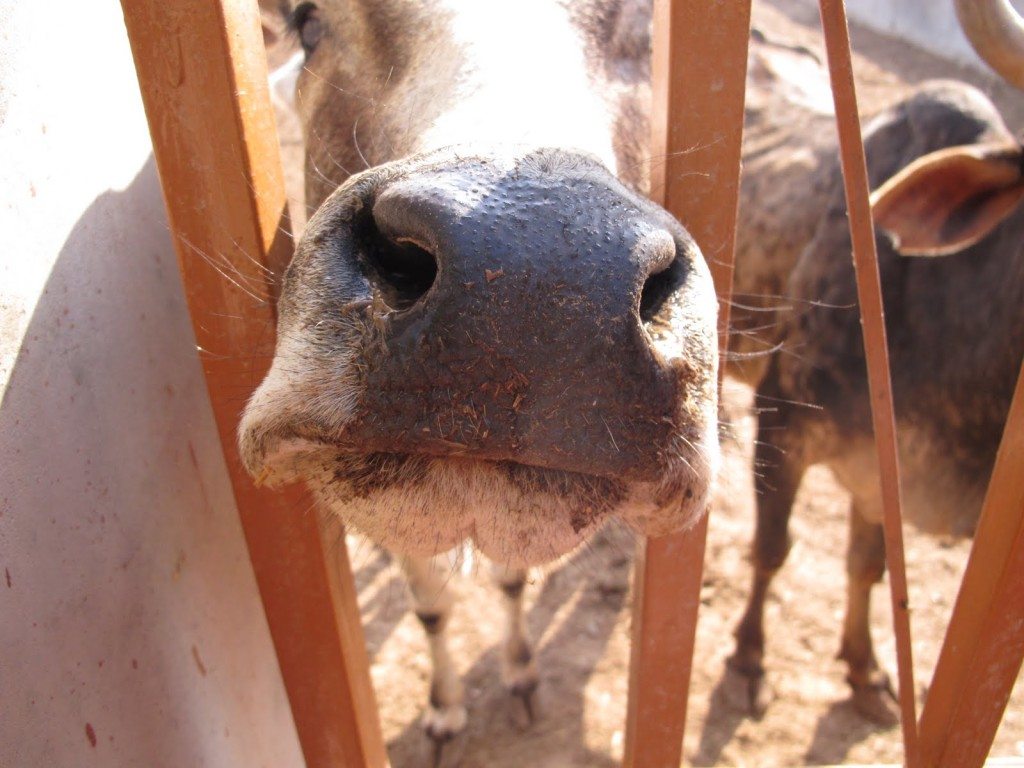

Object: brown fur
[729,31,838,385]
[729,47,1024,721]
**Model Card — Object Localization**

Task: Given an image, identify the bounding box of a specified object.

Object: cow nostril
[355,218,438,311]
[639,256,687,324]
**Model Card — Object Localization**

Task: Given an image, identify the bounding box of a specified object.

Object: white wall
[0,2,305,766]
[844,0,1024,73]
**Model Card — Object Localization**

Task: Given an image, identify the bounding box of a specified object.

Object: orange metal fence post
[623,1,751,765]
[817,2,921,765]
[120,1,387,766]
[919,359,1024,767]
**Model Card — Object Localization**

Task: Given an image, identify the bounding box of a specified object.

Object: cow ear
[870,142,1024,256]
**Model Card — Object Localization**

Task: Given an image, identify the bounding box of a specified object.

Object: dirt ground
[265,2,1024,765]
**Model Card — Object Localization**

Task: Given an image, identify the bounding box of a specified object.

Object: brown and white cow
[243,0,1024,748]
[727,5,1024,724]
[241,0,718,748]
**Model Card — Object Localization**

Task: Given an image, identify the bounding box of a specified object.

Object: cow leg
[727,379,810,715]
[399,554,467,750]
[491,563,539,721]
[839,502,899,725]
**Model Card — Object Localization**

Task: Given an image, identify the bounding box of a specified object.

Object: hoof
[422,702,467,766]
[502,654,540,725]
[849,676,899,727]
[431,737,446,768]
[722,656,771,718]
[509,677,539,724]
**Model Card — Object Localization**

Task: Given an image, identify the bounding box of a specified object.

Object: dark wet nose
[317,152,706,480]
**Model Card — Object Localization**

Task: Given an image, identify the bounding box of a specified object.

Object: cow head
[240,0,720,566]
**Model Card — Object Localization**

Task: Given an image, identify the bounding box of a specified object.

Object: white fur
[420,0,619,173]
[268,50,303,110]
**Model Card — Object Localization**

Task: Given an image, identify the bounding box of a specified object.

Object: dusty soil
[265,1,1024,765]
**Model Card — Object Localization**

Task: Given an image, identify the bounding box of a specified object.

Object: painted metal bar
[623,1,751,765]
[919,357,1024,767]
[816,2,920,765]
[119,1,388,766]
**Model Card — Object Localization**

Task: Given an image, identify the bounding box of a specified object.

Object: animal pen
[119,0,1024,765]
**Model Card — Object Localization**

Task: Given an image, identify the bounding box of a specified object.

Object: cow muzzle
[239,147,720,555]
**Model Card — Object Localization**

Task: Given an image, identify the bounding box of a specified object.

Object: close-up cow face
[238,0,720,566]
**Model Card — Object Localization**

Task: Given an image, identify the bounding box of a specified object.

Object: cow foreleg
[727,382,809,716]
[491,563,538,721]
[400,554,468,748]
[839,503,898,725]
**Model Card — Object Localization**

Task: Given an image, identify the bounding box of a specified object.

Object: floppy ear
[870,142,1024,256]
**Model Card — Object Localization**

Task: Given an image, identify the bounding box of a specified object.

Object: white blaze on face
[751,46,834,116]
[268,50,303,109]
[421,0,619,172]
[768,52,834,115]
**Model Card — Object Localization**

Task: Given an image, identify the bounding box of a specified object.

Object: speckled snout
[248,148,719,487]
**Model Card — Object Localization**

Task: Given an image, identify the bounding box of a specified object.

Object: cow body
[729,31,838,385]
[729,37,1024,722]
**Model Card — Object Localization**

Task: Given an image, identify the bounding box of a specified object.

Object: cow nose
[366,176,682,317]
[305,151,713,480]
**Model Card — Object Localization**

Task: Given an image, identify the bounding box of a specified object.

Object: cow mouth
[329,451,628,526]
[250,436,714,565]
[255,438,628,512]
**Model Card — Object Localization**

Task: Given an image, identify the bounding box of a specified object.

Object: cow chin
[263,444,717,567]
